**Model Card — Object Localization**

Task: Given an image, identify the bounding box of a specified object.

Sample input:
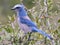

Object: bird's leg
[27,32,32,41]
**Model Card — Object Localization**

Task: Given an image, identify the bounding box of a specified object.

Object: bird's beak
[11,7,16,10]
[11,8,15,10]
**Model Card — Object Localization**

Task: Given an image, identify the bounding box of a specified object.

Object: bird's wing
[20,17,37,28]
[20,17,53,40]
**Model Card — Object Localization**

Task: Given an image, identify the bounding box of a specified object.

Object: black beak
[11,8,15,10]
[11,6,16,10]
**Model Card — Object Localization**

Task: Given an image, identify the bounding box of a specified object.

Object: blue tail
[32,27,53,40]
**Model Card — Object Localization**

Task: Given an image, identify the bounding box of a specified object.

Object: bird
[11,4,53,40]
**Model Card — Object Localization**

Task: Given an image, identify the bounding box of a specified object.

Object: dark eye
[16,7,20,9]
[15,7,22,11]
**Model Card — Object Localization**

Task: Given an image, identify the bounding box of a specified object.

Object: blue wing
[20,17,53,40]
[20,17,37,28]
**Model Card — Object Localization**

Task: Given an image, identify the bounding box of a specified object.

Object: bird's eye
[16,7,20,9]
[15,7,22,11]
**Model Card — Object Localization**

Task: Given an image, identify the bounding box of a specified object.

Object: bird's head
[11,4,25,11]
[11,4,27,16]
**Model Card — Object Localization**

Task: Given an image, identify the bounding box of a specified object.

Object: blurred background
[0,0,60,45]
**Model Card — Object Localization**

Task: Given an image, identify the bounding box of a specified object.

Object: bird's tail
[32,27,53,40]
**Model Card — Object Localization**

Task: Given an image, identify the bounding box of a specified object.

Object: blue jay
[11,4,53,40]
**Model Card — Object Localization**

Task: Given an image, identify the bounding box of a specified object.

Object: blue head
[11,4,27,16]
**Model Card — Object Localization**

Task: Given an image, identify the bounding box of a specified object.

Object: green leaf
[58,26,60,29]
[40,0,44,6]
[8,15,15,22]
[0,37,1,40]
[4,26,13,33]
[52,5,58,13]
[54,30,58,34]
[8,16,11,21]
[58,34,60,38]
[58,19,60,23]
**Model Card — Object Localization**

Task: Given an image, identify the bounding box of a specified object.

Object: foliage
[0,0,60,45]
[22,0,35,9]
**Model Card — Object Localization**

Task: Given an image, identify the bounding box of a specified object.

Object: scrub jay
[11,4,53,40]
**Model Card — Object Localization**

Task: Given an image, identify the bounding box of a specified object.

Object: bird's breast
[17,17,32,34]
